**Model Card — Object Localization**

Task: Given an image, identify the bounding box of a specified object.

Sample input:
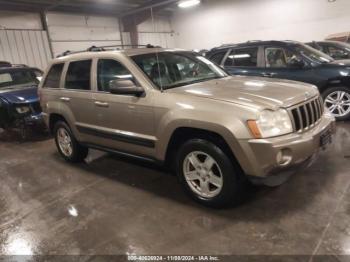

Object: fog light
[276,149,292,166]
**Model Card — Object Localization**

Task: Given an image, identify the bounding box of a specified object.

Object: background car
[206,40,350,121]
[306,41,350,60]
[0,63,44,139]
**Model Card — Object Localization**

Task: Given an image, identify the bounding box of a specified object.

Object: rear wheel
[322,87,350,121]
[54,121,88,163]
[176,139,246,208]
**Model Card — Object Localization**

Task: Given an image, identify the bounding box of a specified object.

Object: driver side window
[97,59,132,92]
[265,47,295,68]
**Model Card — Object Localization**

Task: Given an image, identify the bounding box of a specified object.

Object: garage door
[0,29,52,70]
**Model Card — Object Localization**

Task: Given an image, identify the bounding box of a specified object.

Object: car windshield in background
[295,44,334,64]
[132,52,227,90]
[335,42,350,50]
[0,70,41,89]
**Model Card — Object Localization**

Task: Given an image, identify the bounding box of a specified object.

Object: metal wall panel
[0,29,52,70]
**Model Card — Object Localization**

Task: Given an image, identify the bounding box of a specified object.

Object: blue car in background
[0,62,44,138]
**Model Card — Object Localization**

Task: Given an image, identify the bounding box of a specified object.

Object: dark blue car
[206,40,350,121]
[0,63,44,138]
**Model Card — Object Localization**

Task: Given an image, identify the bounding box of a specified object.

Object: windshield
[333,42,350,52]
[131,52,227,90]
[0,69,42,89]
[295,44,334,64]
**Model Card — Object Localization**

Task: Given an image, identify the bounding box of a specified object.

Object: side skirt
[82,143,164,166]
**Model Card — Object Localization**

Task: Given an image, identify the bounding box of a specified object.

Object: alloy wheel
[57,127,73,157]
[183,151,223,199]
[324,91,350,117]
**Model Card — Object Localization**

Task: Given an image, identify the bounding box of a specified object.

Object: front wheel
[322,87,350,121]
[176,139,247,208]
[54,121,88,163]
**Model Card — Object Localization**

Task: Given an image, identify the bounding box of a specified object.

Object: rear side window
[65,60,92,90]
[209,51,226,65]
[43,63,64,88]
[224,47,258,67]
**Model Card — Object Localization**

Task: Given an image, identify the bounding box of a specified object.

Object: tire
[53,121,88,163]
[175,138,247,208]
[322,86,350,121]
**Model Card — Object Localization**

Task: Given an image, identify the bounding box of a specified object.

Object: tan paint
[39,48,335,178]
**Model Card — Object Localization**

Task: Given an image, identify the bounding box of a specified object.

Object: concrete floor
[0,123,349,259]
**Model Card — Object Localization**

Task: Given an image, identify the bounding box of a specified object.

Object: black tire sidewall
[54,121,87,162]
[176,139,243,207]
[322,86,350,121]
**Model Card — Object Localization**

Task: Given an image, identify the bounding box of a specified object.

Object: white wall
[0,11,51,69]
[0,11,42,30]
[171,0,350,50]
[137,16,175,48]
[46,12,122,56]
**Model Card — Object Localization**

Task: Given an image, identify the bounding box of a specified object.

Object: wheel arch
[48,113,67,134]
[162,126,246,175]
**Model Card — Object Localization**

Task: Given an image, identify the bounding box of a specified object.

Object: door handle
[60,97,70,102]
[261,72,276,77]
[94,101,109,108]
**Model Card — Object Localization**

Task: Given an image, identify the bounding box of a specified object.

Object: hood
[0,85,39,104]
[323,59,350,67]
[167,76,319,110]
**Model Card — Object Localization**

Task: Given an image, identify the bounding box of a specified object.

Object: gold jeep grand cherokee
[39,46,335,207]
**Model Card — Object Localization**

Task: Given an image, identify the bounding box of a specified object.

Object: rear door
[222,46,264,76]
[59,59,98,143]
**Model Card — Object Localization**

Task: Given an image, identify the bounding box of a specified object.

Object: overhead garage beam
[120,0,178,17]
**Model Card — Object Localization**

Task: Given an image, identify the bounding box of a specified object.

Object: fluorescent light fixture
[178,0,201,8]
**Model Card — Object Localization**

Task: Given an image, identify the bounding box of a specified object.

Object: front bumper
[237,113,336,182]
[13,112,45,127]
[24,112,45,125]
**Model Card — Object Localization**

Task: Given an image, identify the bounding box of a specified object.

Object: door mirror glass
[109,78,144,96]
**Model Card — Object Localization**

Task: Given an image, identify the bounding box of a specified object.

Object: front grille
[30,102,42,114]
[289,96,324,132]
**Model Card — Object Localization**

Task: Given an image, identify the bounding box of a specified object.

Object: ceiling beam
[120,0,178,17]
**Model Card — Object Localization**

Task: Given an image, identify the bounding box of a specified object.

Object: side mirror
[288,57,304,68]
[109,78,144,96]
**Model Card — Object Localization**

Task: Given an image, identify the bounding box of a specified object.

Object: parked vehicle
[39,46,335,207]
[206,40,350,120]
[326,32,350,43]
[306,41,350,60]
[0,63,44,138]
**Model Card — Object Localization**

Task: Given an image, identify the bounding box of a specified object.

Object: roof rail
[12,64,29,68]
[217,40,262,48]
[56,44,160,58]
[0,61,11,68]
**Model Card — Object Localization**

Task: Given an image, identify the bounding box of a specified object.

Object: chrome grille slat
[313,100,320,120]
[289,96,323,132]
[303,105,310,128]
[309,102,315,124]
[296,108,303,130]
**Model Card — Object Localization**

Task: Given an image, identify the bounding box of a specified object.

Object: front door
[259,46,315,84]
[92,58,155,156]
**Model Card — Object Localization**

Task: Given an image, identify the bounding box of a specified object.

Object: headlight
[16,106,30,114]
[248,109,293,138]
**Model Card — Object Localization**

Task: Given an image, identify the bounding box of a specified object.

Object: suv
[206,40,350,121]
[39,47,335,207]
[0,63,43,138]
[306,41,350,60]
